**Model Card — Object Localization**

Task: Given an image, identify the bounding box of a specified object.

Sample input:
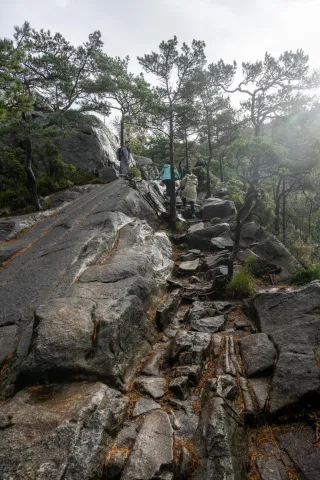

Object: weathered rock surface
[55,118,121,171]
[170,330,212,366]
[187,226,227,250]
[211,235,234,250]
[0,181,172,398]
[252,234,301,280]
[239,221,256,248]
[202,198,236,222]
[193,396,247,480]
[132,397,161,418]
[22,220,172,387]
[249,378,269,412]
[134,155,153,166]
[190,315,225,333]
[156,290,181,330]
[251,282,320,414]
[134,376,167,399]
[239,333,277,377]
[140,164,159,181]
[0,382,127,480]
[279,427,320,480]
[121,410,174,480]
[178,258,200,273]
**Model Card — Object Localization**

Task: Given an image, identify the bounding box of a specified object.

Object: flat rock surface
[122,410,174,480]
[251,282,320,414]
[202,198,236,222]
[132,397,161,418]
[0,382,127,480]
[239,333,277,377]
[279,427,320,480]
[190,315,225,333]
[134,377,167,399]
[178,258,200,273]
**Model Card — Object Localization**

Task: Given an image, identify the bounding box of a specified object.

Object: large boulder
[187,226,229,251]
[202,198,236,222]
[0,382,128,480]
[134,156,153,166]
[250,282,320,414]
[21,220,172,387]
[239,333,277,377]
[0,181,171,398]
[251,234,301,280]
[55,118,120,171]
[140,164,159,180]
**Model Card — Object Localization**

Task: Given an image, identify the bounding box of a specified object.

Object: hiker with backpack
[180,169,198,218]
[159,163,180,198]
[117,144,130,176]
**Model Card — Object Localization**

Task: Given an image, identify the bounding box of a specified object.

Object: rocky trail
[0,179,320,479]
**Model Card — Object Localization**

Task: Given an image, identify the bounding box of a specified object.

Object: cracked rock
[134,377,167,399]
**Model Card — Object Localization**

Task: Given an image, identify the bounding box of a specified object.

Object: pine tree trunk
[219,152,224,182]
[169,109,176,230]
[120,115,124,147]
[282,175,286,245]
[274,176,282,237]
[184,128,189,172]
[24,138,41,211]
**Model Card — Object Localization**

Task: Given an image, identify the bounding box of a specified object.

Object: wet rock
[132,397,161,418]
[193,396,247,480]
[216,374,238,401]
[170,330,211,366]
[121,410,174,480]
[252,234,301,280]
[142,350,165,376]
[178,259,200,274]
[190,315,225,333]
[169,376,189,400]
[249,378,269,412]
[256,456,287,480]
[21,220,172,388]
[202,198,236,222]
[202,251,229,271]
[239,333,277,377]
[187,226,226,250]
[211,236,234,250]
[135,377,167,399]
[279,427,320,480]
[173,365,201,386]
[188,301,217,322]
[251,282,320,414]
[156,290,181,330]
[188,222,204,234]
[0,382,128,480]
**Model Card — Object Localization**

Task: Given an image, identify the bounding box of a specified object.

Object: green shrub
[126,167,141,180]
[289,266,320,286]
[226,268,256,298]
[175,221,184,233]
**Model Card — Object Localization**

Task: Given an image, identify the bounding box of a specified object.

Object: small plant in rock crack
[226,267,256,298]
[175,222,185,234]
[289,265,320,286]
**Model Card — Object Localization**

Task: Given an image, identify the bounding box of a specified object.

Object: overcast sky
[2,0,320,76]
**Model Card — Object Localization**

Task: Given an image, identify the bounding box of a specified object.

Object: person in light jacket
[180,169,198,218]
[159,163,180,197]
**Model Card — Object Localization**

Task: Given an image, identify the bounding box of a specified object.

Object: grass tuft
[226,268,256,298]
[290,265,320,286]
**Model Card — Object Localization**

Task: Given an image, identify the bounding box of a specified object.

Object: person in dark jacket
[118,144,130,175]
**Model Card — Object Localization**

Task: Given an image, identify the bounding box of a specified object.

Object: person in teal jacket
[159,163,180,197]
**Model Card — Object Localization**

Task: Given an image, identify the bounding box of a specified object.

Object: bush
[126,167,141,180]
[226,268,256,298]
[289,266,320,286]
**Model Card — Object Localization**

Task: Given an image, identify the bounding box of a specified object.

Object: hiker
[118,144,130,176]
[159,163,180,197]
[180,169,198,218]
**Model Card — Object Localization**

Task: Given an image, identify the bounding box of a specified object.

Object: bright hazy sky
[2,0,320,76]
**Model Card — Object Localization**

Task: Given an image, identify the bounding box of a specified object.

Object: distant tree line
[1,22,320,258]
